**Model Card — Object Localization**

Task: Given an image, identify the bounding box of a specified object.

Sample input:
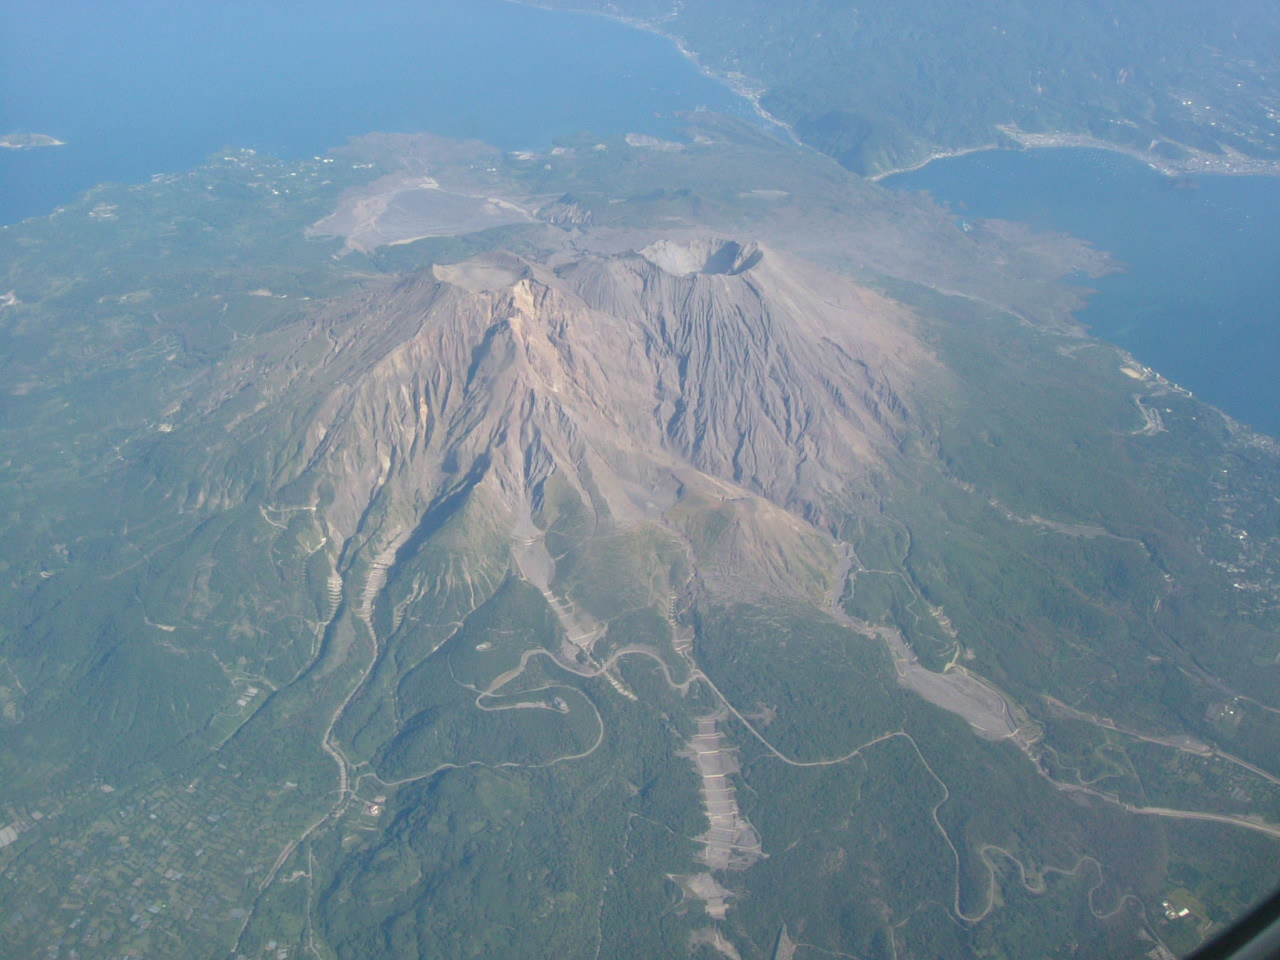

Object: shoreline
[503,3,1280,182]
[868,143,1001,181]
[993,126,1280,179]
[659,33,800,143]
[501,0,799,142]
[875,132,1280,183]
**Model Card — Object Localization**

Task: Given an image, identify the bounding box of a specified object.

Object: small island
[0,133,66,150]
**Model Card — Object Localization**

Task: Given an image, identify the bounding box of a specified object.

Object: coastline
[994,126,1280,179]
[503,3,1280,182]
[501,0,799,142]
[868,143,1000,181]
[667,36,800,143]
[874,130,1280,183]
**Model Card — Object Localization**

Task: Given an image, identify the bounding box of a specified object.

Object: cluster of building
[1162,899,1193,921]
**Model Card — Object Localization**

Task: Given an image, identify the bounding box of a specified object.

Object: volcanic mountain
[200,239,930,621]
[3,131,1279,960]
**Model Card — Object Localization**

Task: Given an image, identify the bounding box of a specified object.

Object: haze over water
[6,2,1279,439]
[887,148,1280,438]
[0,0,751,225]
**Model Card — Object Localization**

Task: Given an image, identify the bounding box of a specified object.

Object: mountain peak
[196,242,928,607]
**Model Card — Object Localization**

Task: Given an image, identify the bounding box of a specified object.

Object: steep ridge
[558,242,924,525]
[198,240,931,610]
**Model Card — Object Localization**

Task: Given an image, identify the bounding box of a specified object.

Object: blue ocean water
[886,148,1280,438]
[0,0,752,225]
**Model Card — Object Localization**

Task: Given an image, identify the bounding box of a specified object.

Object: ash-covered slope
[561,240,922,519]
[204,240,929,602]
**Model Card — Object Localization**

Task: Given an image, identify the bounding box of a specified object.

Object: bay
[886,147,1280,438]
[0,0,752,225]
